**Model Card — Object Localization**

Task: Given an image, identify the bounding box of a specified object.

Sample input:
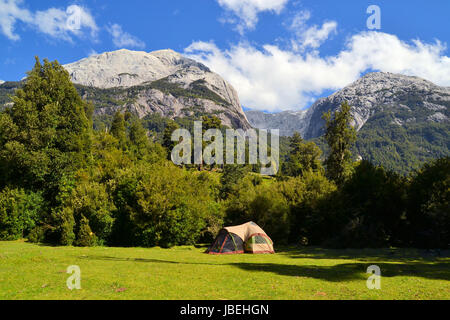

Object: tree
[128,118,149,158]
[334,161,408,248]
[0,188,44,240]
[224,176,290,244]
[75,215,97,247]
[0,57,94,245]
[219,165,248,199]
[110,111,127,149]
[162,120,180,157]
[407,157,449,249]
[283,132,324,177]
[322,101,356,185]
[202,115,222,131]
[0,58,92,196]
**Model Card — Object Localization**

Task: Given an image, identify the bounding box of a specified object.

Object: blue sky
[1,0,450,112]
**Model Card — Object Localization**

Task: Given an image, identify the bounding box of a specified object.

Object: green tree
[128,118,150,158]
[334,161,408,248]
[75,215,97,247]
[0,58,92,196]
[110,111,127,149]
[219,165,248,199]
[162,120,180,157]
[225,176,290,244]
[0,188,44,240]
[408,157,449,248]
[0,58,94,245]
[284,132,324,177]
[322,101,356,185]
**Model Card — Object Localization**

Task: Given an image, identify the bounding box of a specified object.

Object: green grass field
[0,240,449,300]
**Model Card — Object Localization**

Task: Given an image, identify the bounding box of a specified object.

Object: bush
[112,163,222,247]
[65,172,115,245]
[326,161,408,248]
[0,188,43,240]
[75,215,97,247]
[225,176,290,244]
[407,157,449,248]
[282,171,337,245]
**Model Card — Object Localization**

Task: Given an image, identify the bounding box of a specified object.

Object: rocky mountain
[245,110,309,137]
[246,72,450,138]
[64,49,250,129]
[246,72,450,173]
[0,49,250,130]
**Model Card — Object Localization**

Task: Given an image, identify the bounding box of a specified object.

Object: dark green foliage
[224,175,290,244]
[0,188,44,240]
[355,110,449,175]
[0,58,92,199]
[220,165,248,199]
[110,111,127,149]
[0,59,448,250]
[149,78,230,106]
[322,101,357,185]
[75,215,97,247]
[162,120,180,157]
[283,132,324,177]
[112,163,223,248]
[407,157,449,248]
[329,161,408,248]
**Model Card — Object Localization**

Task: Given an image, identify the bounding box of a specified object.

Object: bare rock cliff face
[64,49,250,129]
[246,72,450,138]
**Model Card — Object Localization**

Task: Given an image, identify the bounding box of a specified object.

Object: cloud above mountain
[107,24,145,49]
[0,0,144,48]
[288,10,337,51]
[0,0,98,41]
[186,31,450,112]
[216,0,289,34]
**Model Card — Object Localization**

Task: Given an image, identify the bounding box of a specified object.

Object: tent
[206,222,275,255]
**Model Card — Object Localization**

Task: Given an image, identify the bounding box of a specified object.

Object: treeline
[0,58,448,249]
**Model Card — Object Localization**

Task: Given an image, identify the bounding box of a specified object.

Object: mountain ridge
[63,49,251,129]
[246,71,449,174]
[246,72,450,138]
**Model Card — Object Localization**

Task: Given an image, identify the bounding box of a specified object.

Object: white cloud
[107,23,145,49]
[34,5,98,41]
[0,0,33,40]
[185,32,450,112]
[217,0,289,33]
[289,11,337,51]
[0,1,97,41]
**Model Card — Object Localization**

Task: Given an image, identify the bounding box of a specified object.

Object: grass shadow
[228,261,450,282]
[79,255,219,266]
[275,246,450,262]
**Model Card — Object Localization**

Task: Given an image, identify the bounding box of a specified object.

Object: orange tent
[206,222,275,255]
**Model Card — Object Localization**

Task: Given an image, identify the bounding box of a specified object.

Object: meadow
[0,240,449,300]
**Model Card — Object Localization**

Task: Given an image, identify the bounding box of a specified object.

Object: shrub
[0,188,43,240]
[112,163,222,247]
[408,157,449,248]
[225,176,290,244]
[75,215,97,247]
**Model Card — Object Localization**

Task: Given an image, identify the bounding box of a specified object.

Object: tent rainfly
[206,222,275,255]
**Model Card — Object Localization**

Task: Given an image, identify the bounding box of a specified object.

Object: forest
[0,58,448,249]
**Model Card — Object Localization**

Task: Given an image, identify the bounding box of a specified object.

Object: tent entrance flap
[206,230,244,254]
